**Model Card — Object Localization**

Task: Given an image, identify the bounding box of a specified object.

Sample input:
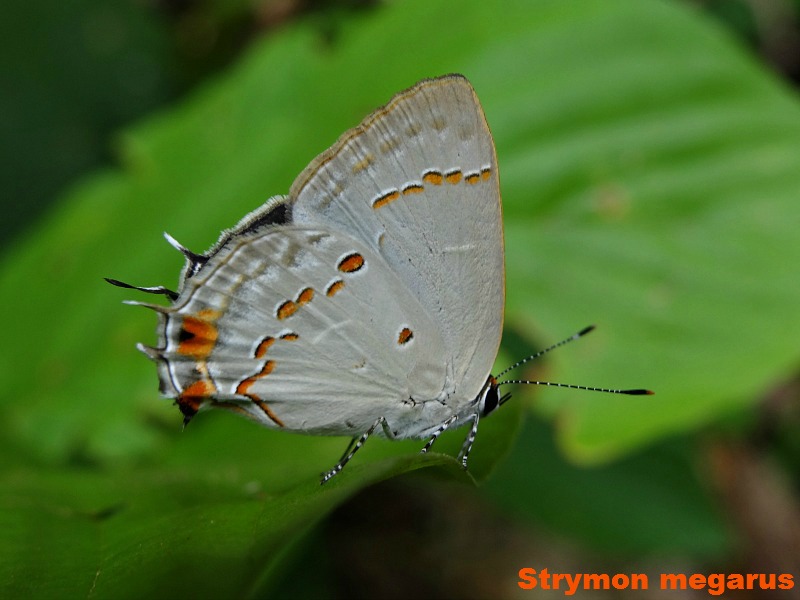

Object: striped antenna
[496,325,654,402]
[495,325,596,379]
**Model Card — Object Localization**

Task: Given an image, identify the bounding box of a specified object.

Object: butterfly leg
[419,415,458,454]
[321,416,387,485]
[336,436,359,463]
[456,412,481,469]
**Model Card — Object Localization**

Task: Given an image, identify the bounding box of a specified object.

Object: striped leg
[419,415,458,454]
[321,416,388,485]
[456,412,481,469]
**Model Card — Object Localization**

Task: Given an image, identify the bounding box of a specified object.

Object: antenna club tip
[626,389,654,395]
[578,325,596,336]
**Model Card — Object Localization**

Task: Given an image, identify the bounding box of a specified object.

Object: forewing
[289,75,504,406]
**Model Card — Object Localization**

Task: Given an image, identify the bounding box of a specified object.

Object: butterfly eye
[481,384,500,417]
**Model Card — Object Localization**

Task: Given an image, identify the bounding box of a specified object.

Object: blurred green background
[3,0,800,597]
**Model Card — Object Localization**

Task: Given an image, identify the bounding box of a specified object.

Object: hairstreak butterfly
[108,75,651,484]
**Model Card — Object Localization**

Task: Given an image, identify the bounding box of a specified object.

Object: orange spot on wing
[178,378,216,417]
[236,379,255,396]
[422,170,443,185]
[236,360,276,396]
[277,289,312,320]
[338,253,364,273]
[398,327,414,345]
[296,287,314,305]
[257,360,276,377]
[181,379,216,398]
[372,189,400,209]
[402,184,424,195]
[326,279,345,296]
[277,300,298,320]
[465,172,480,184]
[236,360,284,427]
[175,370,217,423]
[445,170,462,184]
[254,336,275,359]
[481,167,491,181]
[280,332,299,341]
[177,310,221,359]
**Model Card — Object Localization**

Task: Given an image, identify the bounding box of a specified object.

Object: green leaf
[493,1,800,462]
[0,454,466,598]
[484,416,732,556]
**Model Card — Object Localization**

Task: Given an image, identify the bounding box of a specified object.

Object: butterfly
[108,75,651,484]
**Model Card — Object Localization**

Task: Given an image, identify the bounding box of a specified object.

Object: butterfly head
[478,375,511,418]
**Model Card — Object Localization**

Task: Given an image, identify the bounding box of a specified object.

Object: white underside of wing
[159,226,458,437]
[142,76,504,441]
[290,76,505,408]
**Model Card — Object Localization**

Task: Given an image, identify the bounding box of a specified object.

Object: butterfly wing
[134,75,502,439]
[146,225,452,437]
[289,75,504,408]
